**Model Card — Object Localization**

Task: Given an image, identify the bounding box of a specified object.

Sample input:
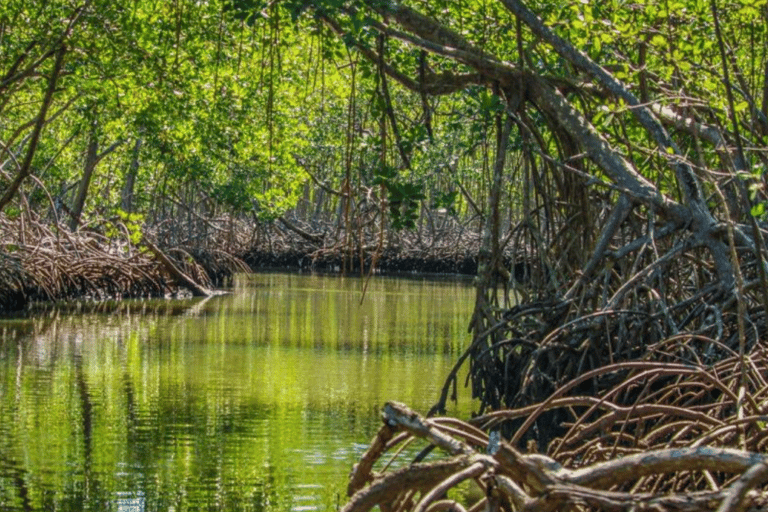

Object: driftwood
[345,402,768,512]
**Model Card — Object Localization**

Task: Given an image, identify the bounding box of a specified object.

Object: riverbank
[0,212,485,312]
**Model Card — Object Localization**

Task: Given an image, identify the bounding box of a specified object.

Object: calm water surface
[0,272,475,511]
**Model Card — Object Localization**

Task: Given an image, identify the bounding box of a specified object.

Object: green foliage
[224,0,268,24]
[373,165,426,230]
[105,210,144,246]
[1,0,766,237]
[431,190,459,216]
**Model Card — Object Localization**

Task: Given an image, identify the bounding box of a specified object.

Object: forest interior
[2,0,768,510]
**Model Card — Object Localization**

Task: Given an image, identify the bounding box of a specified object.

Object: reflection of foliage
[0,275,473,510]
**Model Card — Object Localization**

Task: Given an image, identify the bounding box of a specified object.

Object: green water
[0,272,475,511]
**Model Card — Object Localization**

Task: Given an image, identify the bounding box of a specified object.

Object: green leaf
[734,101,749,113]
[651,34,667,48]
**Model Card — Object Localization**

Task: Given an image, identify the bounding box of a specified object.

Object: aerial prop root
[0,214,169,306]
[344,401,768,512]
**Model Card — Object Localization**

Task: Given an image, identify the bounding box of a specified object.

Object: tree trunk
[121,136,142,213]
[69,121,99,231]
[141,235,215,297]
[0,45,66,213]
[68,117,122,231]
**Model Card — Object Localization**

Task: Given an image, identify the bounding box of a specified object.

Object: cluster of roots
[344,327,768,510]
[0,207,481,310]
[344,401,768,512]
[241,210,483,275]
[344,226,768,510]
[0,213,249,311]
[0,214,165,309]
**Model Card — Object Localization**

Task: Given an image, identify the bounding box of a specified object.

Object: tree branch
[0,44,67,212]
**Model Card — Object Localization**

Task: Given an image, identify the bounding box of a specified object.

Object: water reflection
[0,272,475,511]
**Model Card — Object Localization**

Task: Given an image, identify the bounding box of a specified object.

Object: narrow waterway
[0,272,475,511]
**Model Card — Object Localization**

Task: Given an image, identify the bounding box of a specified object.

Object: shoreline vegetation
[0,211,483,312]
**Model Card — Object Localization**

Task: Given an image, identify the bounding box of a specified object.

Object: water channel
[0,272,476,511]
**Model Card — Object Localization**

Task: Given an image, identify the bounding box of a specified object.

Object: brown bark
[121,137,143,213]
[277,216,323,245]
[69,121,100,231]
[68,117,123,231]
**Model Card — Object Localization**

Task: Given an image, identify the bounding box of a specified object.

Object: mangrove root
[345,401,768,512]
